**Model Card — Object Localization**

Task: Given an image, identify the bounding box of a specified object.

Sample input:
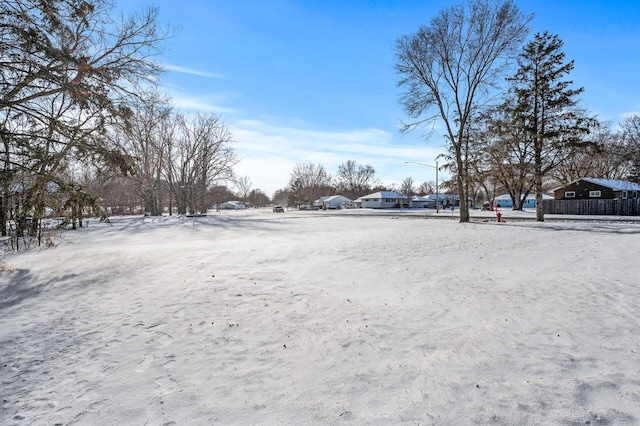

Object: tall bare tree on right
[395,0,531,222]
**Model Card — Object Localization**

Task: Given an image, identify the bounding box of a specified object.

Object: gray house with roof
[354,191,409,209]
[314,195,352,209]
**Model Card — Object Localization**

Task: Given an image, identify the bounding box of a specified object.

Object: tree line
[394,0,640,222]
[272,160,442,208]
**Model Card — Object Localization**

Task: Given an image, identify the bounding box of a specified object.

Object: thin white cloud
[163,64,223,79]
[170,95,239,115]
[621,110,640,119]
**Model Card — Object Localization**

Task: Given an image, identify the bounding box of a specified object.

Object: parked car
[273,206,284,213]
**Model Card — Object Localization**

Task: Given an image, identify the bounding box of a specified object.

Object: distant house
[354,191,409,209]
[425,193,465,209]
[409,195,430,208]
[313,196,330,209]
[553,178,640,200]
[315,195,352,209]
[494,193,553,208]
[546,178,640,216]
[220,201,245,210]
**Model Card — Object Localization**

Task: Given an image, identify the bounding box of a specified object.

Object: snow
[1,209,640,425]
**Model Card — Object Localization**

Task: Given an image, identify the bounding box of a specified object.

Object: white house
[313,196,330,209]
[316,195,352,209]
[220,201,245,210]
[409,195,430,208]
[354,191,408,209]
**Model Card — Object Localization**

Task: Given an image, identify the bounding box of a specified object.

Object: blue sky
[116,0,640,197]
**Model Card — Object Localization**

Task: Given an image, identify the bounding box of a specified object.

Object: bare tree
[620,115,640,183]
[0,0,171,239]
[234,176,252,201]
[553,121,627,183]
[334,160,380,199]
[165,113,237,215]
[208,185,236,211]
[400,177,415,196]
[271,188,289,207]
[416,181,435,195]
[117,92,174,216]
[288,163,333,207]
[246,189,270,208]
[395,0,531,222]
[474,100,537,210]
[621,115,640,149]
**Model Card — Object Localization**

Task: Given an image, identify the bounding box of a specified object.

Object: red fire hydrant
[495,206,502,222]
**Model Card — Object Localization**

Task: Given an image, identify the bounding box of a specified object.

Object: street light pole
[405,160,439,213]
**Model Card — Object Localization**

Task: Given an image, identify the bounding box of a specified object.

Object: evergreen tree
[510,32,594,221]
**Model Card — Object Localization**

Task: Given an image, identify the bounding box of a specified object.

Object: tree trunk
[456,155,470,223]
[0,195,6,237]
[514,196,523,210]
[535,139,545,222]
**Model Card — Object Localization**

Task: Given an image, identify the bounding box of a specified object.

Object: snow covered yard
[1,210,639,425]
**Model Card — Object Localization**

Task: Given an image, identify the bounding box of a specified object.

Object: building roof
[315,195,352,204]
[582,178,640,191]
[495,193,553,200]
[324,195,351,202]
[425,193,457,201]
[360,191,408,199]
[554,178,640,192]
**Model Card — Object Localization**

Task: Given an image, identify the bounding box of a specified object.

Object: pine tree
[510,32,594,221]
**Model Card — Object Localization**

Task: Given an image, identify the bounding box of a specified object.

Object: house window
[589,190,601,198]
[565,191,575,198]
[623,191,628,199]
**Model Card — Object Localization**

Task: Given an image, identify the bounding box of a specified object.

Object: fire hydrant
[495,206,502,222]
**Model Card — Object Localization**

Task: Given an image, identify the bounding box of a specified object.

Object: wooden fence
[543,199,640,216]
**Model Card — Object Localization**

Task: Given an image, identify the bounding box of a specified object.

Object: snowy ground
[1,209,639,425]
